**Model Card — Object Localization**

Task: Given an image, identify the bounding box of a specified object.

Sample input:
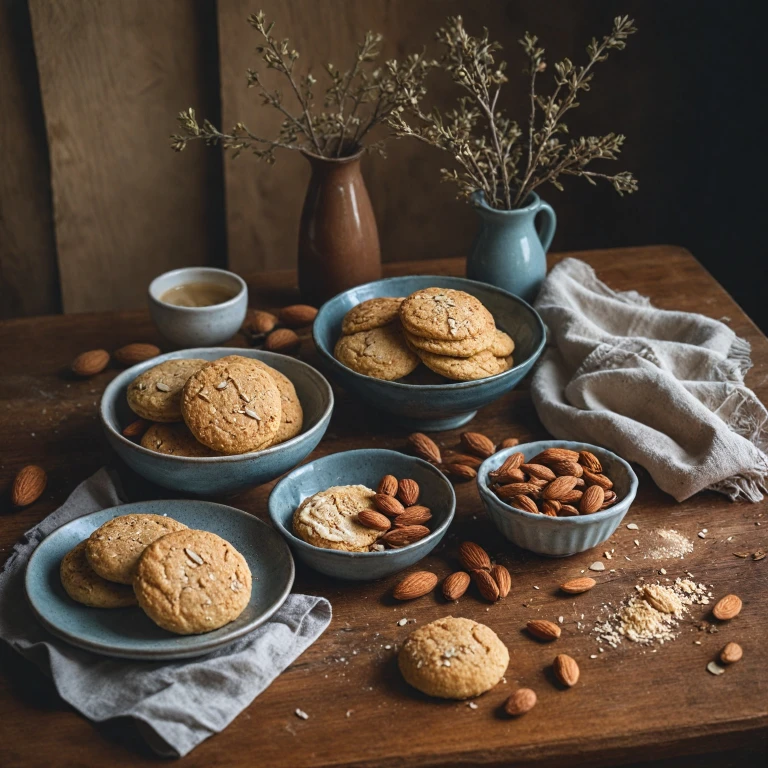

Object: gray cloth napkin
[0,468,332,757]
[531,258,768,502]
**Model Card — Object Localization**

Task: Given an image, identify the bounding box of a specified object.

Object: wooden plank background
[0,0,764,330]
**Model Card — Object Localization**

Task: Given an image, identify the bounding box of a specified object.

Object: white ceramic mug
[148,267,248,348]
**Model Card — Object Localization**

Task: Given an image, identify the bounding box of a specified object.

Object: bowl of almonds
[477,441,638,556]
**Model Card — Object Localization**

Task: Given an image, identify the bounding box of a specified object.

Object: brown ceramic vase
[298,148,382,306]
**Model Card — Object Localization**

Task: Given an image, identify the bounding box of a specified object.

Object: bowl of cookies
[100,349,334,495]
[313,276,546,431]
[268,448,456,580]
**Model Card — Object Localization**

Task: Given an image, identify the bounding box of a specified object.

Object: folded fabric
[531,258,768,502]
[0,468,332,757]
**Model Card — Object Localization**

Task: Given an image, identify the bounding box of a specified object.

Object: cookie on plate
[181,357,282,454]
[413,347,509,381]
[404,326,495,359]
[60,541,138,608]
[334,324,420,381]
[293,484,380,552]
[140,422,219,457]
[86,513,188,585]
[134,529,252,635]
[399,288,494,342]
[341,297,404,335]
[398,616,509,699]
[127,359,207,422]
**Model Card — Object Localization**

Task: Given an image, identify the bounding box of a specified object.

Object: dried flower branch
[171,11,435,161]
[389,15,638,209]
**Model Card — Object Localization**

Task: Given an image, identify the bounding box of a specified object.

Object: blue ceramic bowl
[477,440,639,557]
[313,276,546,431]
[268,449,455,581]
[100,348,334,495]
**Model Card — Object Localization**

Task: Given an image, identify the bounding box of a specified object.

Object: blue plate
[25,500,295,660]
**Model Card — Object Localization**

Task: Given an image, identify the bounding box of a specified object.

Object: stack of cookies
[126,354,303,456]
[60,513,252,635]
[333,289,514,382]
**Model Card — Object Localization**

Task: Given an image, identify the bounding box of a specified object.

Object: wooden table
[1,246,766,768]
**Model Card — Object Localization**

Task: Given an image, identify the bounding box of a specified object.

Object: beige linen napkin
[531,258,768,502]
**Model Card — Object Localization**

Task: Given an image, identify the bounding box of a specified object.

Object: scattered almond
[443,463,477,481]
[113,343,160,367]
[553,654,580,687]
[393,571,438,600]
[504,688,537,716]
[473,569,500,602]
[358,510,391,532]
[712,594,742,621]
[460,431,496,458]
[580,485,605,514]
[394,505,432,526]
[719,642,743,664]
[122,419,150,439]
[527,619,561,641]
[578,450,602,473]
[499,437,520,449]
[279,304,318,328]
[490,564,511,598]
[397,479,420,507]
[71,349,109,377]
[442,452,482,469]
[374,493,404,518]
[377,475,398,496]
[458,541,491,571]
[381,525,430,548]
[243,309,278,336]
[11,465,47,507]
[408,433,441,464]
[265,328,300,353]
[442,571,471,601]
[560,577,596,594]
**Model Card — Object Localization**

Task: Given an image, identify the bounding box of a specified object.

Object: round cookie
[134,529,252,635]
[127,359,208,422]
[60,541,138,608]
[141,422,219,457]
[404,326,495,358]
[489,329,515,358]
[293,485,380,552]
[414,347,508,381]
[334,324,420,381]
[399,288,494,342]
[341,297,404,335]
[86,513,188,585]
[398,616,509,699]
[181,357,282,454]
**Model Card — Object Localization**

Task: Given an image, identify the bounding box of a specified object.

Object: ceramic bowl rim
[148,267,247,313]
[477,440,639,525]
[312,275,547,392]
[268,448,456,558]
[100,347,334,464]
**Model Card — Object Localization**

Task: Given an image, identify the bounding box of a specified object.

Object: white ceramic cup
[148,267,248,348]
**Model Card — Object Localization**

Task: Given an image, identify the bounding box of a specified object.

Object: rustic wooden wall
[0,0,765,330]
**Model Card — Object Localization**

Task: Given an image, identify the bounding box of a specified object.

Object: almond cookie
[86,513,188,585]
[134,529,252,635]
[140,422,220,457]
[398,616,509,699]
[341,297,404,335]
[399,288,494,342]
[181,357,282,454]
[488,329,515,358]
[334,324,419,381]
[293,485,380,552]
[404,326,496,358]
[60,541,138,608]
[414,347,508,381]
[127,359,207,422]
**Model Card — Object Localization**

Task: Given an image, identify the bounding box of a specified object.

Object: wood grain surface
[0,246,766,768]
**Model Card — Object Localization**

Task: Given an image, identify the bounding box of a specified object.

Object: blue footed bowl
[100,348,334,495]
[268,449,456,581]
[313,276,546,431]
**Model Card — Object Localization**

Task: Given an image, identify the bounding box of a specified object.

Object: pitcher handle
[536,200,557,253]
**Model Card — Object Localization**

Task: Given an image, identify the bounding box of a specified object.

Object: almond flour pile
[644,529,694,560]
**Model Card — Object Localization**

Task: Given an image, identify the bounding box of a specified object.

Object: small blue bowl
[477,440,638,557]
[268,449,456,581]
[100,348,334,495]
[313,276,546,431]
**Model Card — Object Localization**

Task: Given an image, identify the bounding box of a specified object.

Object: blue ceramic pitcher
[466,191,556,302]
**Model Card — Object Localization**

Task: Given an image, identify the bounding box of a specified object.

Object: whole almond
[582,469,613,489]
[553,654,580,687]
[578,450,603,473]
[531,447,580,465]
[558,504,580,516]
[393,571,438,600]
[600,490,618,509]
[504,688,537,716]
[580,485,605,514]
[243,309,278,335]
[527,619,561,641]
[541,499,561,516]
[520,463,556,482]
[542,475,579,500]
[265,328,300,353]
[71,349,109,377]
[489,452,525,479]
[496,482,542,500]
[279,304,318,328]
[712,594,742,620]
[559,489,583,504]
[442,571,471,601]
[550,459,583,477]
[113,343,160,367]
[122,418,150,439]
[377,474,398,496]
[458,541,491,571]
[408,433,441,464]
[473,569,500,602]
[374,493,404,517]
[720,642,743,664]
[397,478,420,507]
[381,525,430,548]
[394,505,432,526]
[528,476,548,487]
[490,564,511,598]
[358,509,391,531]
[493,467,526,484]
[511,494,539,514]
[443,463,477,481]
[443,452,483,469]
[499,437,520,449]
[560,577,596,594]
[11,465,47,507]
[460,431,496,458]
